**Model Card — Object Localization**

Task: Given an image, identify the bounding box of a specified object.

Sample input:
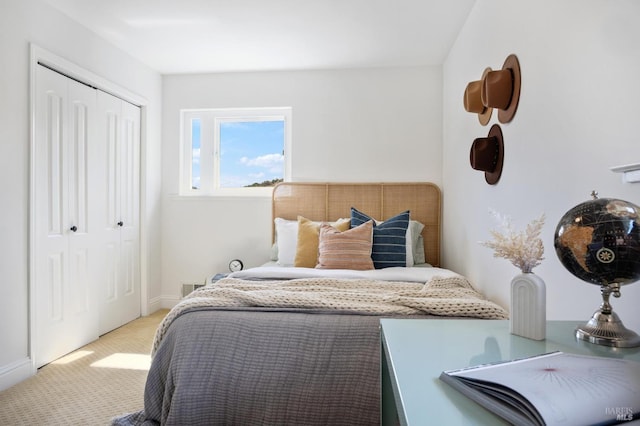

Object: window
[180,107,291,195]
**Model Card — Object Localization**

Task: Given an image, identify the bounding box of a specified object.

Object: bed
[112,182,508,426]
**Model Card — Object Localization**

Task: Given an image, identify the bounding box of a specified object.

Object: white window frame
[180,107,292,196]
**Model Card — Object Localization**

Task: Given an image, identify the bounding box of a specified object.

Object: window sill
[170,187,275,200]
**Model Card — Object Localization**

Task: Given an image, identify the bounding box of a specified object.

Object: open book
[439,352,640,426]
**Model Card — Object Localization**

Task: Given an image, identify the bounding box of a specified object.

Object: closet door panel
[120,106,139,229]
[97,92,140,335]
[66,81,99,337]
[105,108,120,230]
[119,101,141,324]
[98,92,123,334]
[35,67,69,367]
[104,241,119,302]
[122,239,136,296]
[69,247,90,314]
[46,252,64,322]
[69,99,89,233]
[34,66,99,367]
[46,91,65,236]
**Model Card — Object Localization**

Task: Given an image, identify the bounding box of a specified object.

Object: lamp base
[576,309,640,348]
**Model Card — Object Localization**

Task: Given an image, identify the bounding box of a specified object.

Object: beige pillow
[316,220,374,270]
[294,216,350,267]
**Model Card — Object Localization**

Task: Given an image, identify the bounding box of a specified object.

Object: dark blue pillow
[350,208,409,269]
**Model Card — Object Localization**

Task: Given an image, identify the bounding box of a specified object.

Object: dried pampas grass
[480,210,546,273]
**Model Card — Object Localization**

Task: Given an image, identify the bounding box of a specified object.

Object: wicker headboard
[272,182,441,267]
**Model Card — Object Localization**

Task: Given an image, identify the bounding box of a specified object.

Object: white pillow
[408,220,425,266]
[405,228,414,267]
[274,218,298,266]
[274,217,352,266]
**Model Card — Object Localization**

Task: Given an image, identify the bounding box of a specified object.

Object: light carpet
[0,309,168,426]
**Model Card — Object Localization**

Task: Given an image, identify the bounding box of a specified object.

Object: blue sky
[191,119,284,188]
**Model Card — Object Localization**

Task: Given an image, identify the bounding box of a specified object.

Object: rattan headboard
[272,182,441,267]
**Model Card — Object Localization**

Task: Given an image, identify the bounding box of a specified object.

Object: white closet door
[98,91,141,335]
[118,100,141,326]
[34,66,100,367]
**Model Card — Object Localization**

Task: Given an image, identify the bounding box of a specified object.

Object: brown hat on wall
[481,54,521,123]
[470,124,504,185]
[463,67,493,126]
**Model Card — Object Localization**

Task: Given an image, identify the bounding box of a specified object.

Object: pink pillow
[294,216,351,268]
[316,220,374,270]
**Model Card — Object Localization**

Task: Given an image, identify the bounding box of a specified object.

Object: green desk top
[380,319,640,426]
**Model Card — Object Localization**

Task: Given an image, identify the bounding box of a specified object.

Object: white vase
[510,273,546,340]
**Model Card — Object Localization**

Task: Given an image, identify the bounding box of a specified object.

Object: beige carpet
[0,309,169,426]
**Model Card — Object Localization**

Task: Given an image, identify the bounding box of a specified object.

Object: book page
[448,352,640,425]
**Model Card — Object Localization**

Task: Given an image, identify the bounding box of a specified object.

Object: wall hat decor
[481,54,521,123]
[470,124,504,185]
[463,67,493,126]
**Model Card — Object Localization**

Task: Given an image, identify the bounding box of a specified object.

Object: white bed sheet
[228,264,462,284]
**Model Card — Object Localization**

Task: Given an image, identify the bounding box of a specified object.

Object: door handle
[117,221,124,227]
[70,226,77,232]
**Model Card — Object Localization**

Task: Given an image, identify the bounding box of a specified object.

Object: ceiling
[43,0,476,75]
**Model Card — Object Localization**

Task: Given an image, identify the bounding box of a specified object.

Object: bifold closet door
[98,91,141,336]
[34,65,141,366]
[33,66,102,367]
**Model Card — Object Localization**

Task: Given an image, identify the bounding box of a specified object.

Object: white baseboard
[146,296,163,314]
[160,295,181,310]
[0,357,34,391]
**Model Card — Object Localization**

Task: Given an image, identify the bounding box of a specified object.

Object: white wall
[443,0,640,333]
[0,0,162,390]
[160,67,443,303]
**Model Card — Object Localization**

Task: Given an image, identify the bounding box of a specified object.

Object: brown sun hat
[470,124,504,185]
[481,54,521,123]
[463,67,493,126]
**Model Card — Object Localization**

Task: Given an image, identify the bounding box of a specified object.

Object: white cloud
[240,153,283,173]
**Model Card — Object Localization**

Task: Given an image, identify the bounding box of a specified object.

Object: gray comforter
[112,273,507,425]
[113,307,389,425]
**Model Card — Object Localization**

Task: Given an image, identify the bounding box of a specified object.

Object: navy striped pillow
[350,208,410,269]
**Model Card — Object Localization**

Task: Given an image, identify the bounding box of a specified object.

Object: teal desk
[380,319,640,426]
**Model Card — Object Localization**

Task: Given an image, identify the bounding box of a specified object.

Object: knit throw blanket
[152,275,508,355]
